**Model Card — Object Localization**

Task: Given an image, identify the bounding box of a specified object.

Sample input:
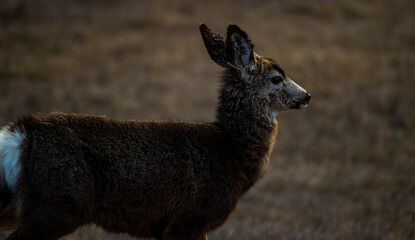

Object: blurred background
[0,0,414,239]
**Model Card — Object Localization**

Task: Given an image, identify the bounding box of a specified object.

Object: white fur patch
[270,111,279,121]
[0,126,24,190]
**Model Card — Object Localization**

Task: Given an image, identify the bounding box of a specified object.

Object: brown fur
[0,202,19,232]
[0,23,309,240]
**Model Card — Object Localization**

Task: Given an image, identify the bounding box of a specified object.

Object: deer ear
[225,24,255,73]
[200,23,228,67]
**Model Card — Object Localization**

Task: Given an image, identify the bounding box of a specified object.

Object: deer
[0,23,310,240]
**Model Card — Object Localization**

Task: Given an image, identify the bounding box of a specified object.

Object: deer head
[200,23,311,121]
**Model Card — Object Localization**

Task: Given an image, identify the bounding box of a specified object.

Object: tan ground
[0,0,414,239]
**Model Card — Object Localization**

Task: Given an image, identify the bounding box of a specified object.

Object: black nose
[305,93,311,102]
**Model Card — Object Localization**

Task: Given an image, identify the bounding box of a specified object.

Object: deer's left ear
[226,24,256,75]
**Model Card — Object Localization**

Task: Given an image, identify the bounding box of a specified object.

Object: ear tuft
[225,24,255,72]
[199,23,228,67]
[226,24,251,44]
[199,23,209,34]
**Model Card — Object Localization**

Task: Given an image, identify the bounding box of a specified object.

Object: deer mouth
[291,102,309,109]
[291,94,311,109]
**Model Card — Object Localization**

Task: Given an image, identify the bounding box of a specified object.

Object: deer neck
[215,70,278,188]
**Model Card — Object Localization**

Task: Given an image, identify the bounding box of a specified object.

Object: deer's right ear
[200,23,228,68]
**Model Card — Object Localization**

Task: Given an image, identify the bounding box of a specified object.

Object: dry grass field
[1,0,414,239]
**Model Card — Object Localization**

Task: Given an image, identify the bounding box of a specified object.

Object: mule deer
[0,23,310,240]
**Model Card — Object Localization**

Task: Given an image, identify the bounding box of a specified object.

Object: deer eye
[271,76,283,85]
